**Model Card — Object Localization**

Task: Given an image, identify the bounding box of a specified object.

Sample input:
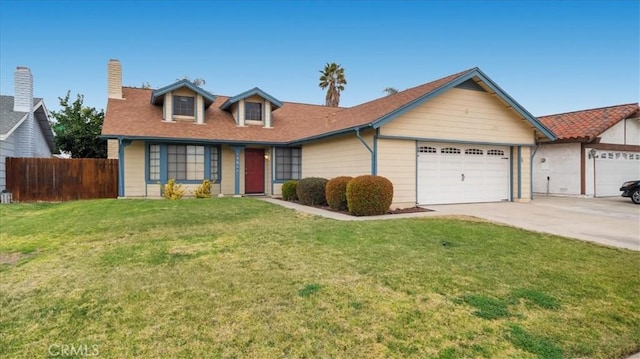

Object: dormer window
[245,102,262,121]
[173,95,195,117]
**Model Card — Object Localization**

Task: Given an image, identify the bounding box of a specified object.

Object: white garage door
[594,150,640,197]
[417,143,511,205]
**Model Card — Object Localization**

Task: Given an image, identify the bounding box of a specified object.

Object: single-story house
[102,59,555,208]
[0,67,56,192]
[533,104,640,197]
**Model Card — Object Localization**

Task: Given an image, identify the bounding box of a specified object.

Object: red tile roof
[538,103,639,142]
[102,69,474,144]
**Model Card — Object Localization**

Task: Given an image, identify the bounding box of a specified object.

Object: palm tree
[383,87,399,96]
[319,63,347,107]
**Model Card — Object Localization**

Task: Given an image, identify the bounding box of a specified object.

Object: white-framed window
[168,145,204,180]
[210,147,219,182]
[487,149,505,156]
[149,145,160,181]
[275,147,301,180]
[174,96,195,116]
[245,102,262,121]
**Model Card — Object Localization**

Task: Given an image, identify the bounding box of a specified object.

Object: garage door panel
[594,151,640,197]
[418,143,510,205]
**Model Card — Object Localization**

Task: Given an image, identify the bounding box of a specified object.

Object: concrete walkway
[259,196,640,251]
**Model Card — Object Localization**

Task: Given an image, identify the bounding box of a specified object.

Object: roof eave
[370,68,557,141]
[99,133,290,146]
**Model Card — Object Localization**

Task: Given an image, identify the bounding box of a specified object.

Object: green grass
[0,198,639,358]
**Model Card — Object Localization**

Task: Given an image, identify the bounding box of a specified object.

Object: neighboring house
[0,67,56,192]
[102,59,555,208]
[532,104,640,197]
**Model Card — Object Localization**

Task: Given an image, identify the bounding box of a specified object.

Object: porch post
[117,137,131,197]
[231,145,244,196]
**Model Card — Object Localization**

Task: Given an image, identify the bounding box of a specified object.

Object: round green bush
[346,175,394,216]
[296,177,328,206]
[282,180,298,201]
[325,176,353,211]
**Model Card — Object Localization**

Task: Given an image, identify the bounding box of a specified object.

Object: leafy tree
[319,63,347,107]
[177,76,206,87]
[50,92,106,158]
[383,87,399,96]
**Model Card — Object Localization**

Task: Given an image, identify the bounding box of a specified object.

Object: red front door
[245,148,265,194]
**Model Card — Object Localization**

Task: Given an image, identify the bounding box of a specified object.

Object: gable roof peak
[220,87,283,110]
[151,79,216,108]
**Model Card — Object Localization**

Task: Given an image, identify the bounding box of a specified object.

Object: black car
[620,180,640,204]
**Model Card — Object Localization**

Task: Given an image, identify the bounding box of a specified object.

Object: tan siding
[220,145,243,195]
[380,88,534,144]
[302,132,372,179]
[245,94,263,102]
[196,94,204,124]
[377,138,416,208]
[124,141,145,196]
[229,103,239,124]
[272,183,283,197]
[164,94,172,121]
[173,88,195,96]
[238,99,246,126]
[146,183,161,198]
[264,101,272,128]
[107,139,119,159]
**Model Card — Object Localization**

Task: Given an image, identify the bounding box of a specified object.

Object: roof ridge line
[539,103,639,117]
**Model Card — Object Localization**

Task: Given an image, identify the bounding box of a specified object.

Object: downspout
[530,140,540,201]
[355,127,376,175]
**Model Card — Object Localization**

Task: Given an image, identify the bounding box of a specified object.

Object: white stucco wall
[532,142,582,195]
[600,118,640,145]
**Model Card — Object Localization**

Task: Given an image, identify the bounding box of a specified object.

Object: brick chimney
[107,59,122,99]
[13,67,33,112]
[13,67,34,157]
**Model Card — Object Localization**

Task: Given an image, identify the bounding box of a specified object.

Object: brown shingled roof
[538,103,639,142]
[102,68,474,144]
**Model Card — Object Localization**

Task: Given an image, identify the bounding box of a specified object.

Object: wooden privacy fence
[6,157,118,202]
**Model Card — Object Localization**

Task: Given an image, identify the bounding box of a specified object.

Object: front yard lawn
[1,198,638,358]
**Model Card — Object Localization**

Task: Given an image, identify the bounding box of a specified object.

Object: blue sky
[0,0,638,116]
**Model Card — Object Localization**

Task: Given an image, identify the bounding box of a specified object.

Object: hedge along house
[102,59,555,208]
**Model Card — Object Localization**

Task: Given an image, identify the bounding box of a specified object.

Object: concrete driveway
[424,196,640,251]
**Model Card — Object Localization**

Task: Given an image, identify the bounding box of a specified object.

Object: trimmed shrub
[346,175,393,216]
[162,179,186,200]
[282,180,298,201]
[296,177,328,206]
[193,180,211,198]
[325,176,353,211]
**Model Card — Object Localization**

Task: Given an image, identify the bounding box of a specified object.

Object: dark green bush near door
[346,175,393,216]
[282,180,298,201]
[296,177,328,205]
